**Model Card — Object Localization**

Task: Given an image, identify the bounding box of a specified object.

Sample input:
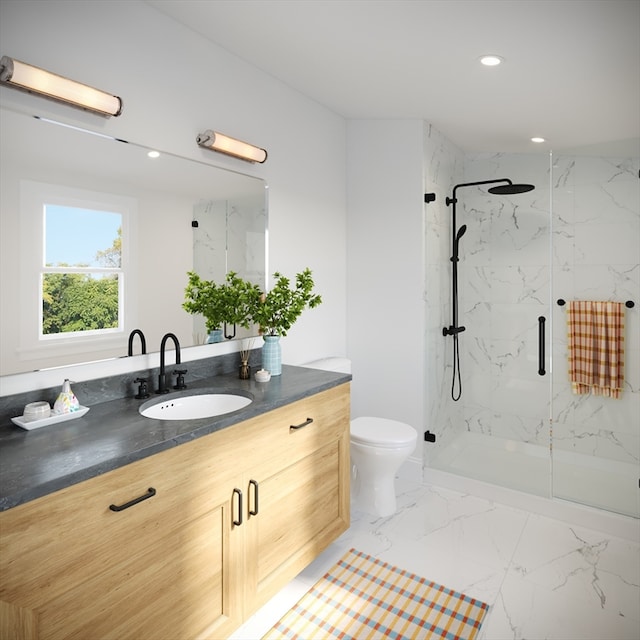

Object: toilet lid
[350,417,417,448]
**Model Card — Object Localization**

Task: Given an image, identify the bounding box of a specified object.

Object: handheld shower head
[487,183,535,195]
[453,224,467,261]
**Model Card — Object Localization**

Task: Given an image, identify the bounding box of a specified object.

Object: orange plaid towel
[567,301,625,399]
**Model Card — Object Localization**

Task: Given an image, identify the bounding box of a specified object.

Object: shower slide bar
[556,298,635,308]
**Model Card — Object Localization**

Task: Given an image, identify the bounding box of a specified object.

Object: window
[19,180,137,364]
[42,204,123,338]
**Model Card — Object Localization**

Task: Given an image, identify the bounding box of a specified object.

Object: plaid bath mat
[262,548,490,640]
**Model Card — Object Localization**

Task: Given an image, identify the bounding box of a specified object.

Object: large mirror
[0,106,267,376]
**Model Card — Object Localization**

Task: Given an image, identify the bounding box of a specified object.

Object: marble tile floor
[230,477,640,640]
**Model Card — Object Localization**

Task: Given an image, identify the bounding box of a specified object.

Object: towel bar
[557,299,634,308]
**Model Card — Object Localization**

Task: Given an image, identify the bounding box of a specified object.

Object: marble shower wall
[551,150,640,465]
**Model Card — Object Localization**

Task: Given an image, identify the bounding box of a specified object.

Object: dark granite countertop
[0,365,350,511]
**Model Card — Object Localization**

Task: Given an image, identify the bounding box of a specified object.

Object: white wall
[346,119,425,463]
[0,0,347,393]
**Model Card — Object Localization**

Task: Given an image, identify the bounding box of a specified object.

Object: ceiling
[146,0,640,154]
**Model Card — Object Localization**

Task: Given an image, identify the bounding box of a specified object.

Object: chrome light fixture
[196,129,267,163]
[0,55,122,117]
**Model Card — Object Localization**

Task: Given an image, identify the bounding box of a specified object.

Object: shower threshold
[430,431,639,519]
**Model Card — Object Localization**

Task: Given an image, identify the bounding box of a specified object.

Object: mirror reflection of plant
[183,271,261,332]
[224,272,263,328]
[253,268,322,337]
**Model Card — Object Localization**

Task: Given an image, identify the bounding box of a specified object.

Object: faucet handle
[172,369,187,390]
[134,377,150,399]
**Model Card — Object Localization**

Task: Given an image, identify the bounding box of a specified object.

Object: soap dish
[11,406,90,430]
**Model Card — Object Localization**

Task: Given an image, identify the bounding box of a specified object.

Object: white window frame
[19,180,138,365]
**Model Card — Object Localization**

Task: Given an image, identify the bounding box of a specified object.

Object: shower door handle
[538,316,546,376]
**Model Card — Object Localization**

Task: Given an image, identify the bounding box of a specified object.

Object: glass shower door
[426,150,554,498]
[455,154,553,496]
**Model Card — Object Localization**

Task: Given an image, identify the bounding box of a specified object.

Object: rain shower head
[487,183,535,195]
[447,179,535,204]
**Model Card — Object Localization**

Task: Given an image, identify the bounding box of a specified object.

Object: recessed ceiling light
[147,150,160,158]
[531,137,545,144]
[479,55,503,66]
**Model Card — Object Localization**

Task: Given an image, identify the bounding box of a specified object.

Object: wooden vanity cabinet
[0,383,350,640]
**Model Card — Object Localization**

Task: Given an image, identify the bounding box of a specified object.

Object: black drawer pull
[109,487,156,512]
[290,417,314,430]
[249,479,259,516]
[232,487,243,527]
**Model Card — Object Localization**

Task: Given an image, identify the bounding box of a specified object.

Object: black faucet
[127,329,147,356]
[156,333,181,394]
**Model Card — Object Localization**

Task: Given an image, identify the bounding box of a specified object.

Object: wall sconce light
[196,129,267,163]
[0,55,122,117]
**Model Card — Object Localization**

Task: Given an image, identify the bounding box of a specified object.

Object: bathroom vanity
[0,366,350,639]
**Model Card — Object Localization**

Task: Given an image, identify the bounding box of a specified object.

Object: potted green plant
[251,268,322,375]
[183,271,261,343]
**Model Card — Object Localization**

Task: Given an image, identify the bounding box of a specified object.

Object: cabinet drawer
[240,384,350,475]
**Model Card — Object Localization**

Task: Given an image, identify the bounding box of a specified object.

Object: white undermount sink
[140,393,252,420]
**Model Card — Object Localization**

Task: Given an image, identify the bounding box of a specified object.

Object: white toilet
[303,358,418,518]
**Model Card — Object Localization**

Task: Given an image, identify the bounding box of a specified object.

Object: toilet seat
[350,417,417,449]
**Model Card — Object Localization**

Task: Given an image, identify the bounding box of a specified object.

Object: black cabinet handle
[232,488,243,527]
[109,487,156,512]
[290,417,314,430]
[249,479,259,516]
[538,316,546,376]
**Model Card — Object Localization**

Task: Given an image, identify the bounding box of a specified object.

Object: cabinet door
[243,384,350,612]
[0,427,245,640]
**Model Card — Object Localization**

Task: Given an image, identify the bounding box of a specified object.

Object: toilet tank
[303,357,351,374]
